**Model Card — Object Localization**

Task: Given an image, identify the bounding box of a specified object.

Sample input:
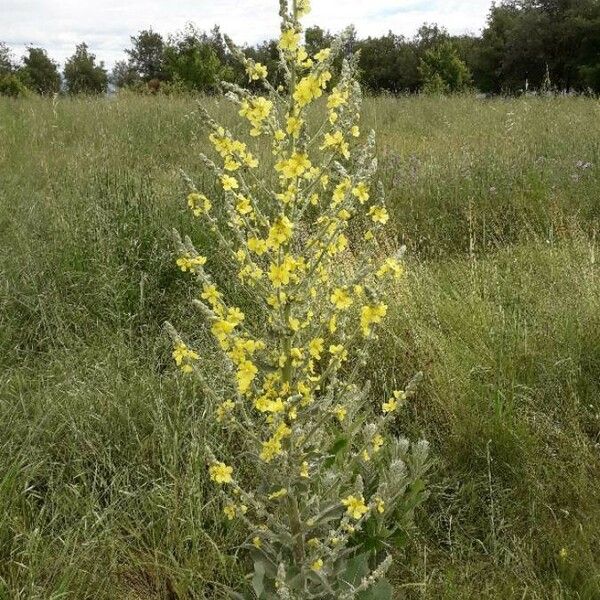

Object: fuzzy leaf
[358,579,393,600]
[252,560,265,597]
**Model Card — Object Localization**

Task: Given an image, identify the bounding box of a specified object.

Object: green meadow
[1,94,599,599]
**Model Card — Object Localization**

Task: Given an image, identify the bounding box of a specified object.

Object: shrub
[0,73,29,97]
[167,0,430,597]
[419,40,472,94]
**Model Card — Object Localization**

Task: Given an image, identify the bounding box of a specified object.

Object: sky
[2,0,492,70]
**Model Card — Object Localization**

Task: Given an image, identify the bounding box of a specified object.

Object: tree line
[1,0,599,97]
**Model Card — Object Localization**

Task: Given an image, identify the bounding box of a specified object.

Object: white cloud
[1,0,491,69]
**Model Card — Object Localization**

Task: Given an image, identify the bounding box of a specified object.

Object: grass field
[1,94,599,599]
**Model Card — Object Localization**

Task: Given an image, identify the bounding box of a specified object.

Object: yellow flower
[252,536,262,548]
[311,558,323,572]
[223,504,236,520]
[360,303,388,336]
[342,495,369,520]
[372,434,384,453]
[187,192,212,216]
[352,182,369,203]
[260,437,282,462]
[268,262,291,288]
[201,283,221,307]
[267,215,293,249]
[294,75,323,107]
[297,0,311,17]
[220,174,239,191]
[236,360,258,394]
[315,48,331,62]
[329,344,348,361]
[328,315,337,333]
[224,157,241,171]
[212,319,236,344]
[330,287,353,310]
[369,205,389,225]
[377,257,404,279]
[239,97,273,135]
[216,399,235,422]
[246,62,268,81]
[286,114,303,138]
[351,125,360,137]
[279,28,301,53]
[209,462,233,484]
[308,337,324,360]
[176,254,207,272]
[172,341,199,373]
[300,461,309,478]
[268,487,288,500]
[247,237,268,255]
[318,70,332,88]
[243,152,259,168]
[275,152,312,179]
[375,497,385,514]
[320,130,350,159]
[333,404,347,422]
[382,397,398,414]
[327,88,349,110]
[226,307,245,326]
[235,194,253,215]
[332,178,351,205]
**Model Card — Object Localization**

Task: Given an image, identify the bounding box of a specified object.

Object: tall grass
[0,94,599,599]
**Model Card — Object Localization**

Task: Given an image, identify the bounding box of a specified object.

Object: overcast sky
[2,0,492,69]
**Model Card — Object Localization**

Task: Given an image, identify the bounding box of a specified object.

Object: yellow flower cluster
[382,389,406,414]
[209,127,258,169]
[294,72,331,108]
[260,421,292,462]
[209,462,233,484]
[187,192,212,216]
[246,62,268,81]
[360,303,388,336]
[330,287,353,310]
[168,2,425,591]
[267,215,293,249]
[279,28,301,53]
[377,257,404,279]
[320,131,350,159]
[172,341,199,373]
[176,254,207,272]
[369,205,390,225]
[275,152,312,180]
[342,495,369,520]
[239,96,273,136]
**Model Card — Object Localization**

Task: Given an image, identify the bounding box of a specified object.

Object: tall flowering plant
[168,1,429,597]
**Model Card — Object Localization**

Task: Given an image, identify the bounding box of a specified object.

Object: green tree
[357,33,420,92]
[473,0,600,93]
[125,29,167,81]
[305,25,334,56]
[111,59,140,89]
[419,40,472,93]
[164,25,228,92]
[19,47,61,94]
[0,42,15,75]
[0,42,28,97]
[63,43,108,94]
[0,74,28,97]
